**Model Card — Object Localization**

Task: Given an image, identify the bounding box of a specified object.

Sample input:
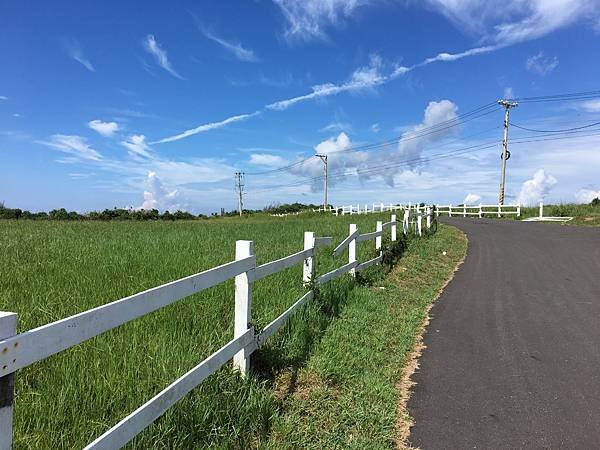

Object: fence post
[449,204,452,217]
[349,224,357,277]
[497,204,501,218]
[479,204,482,218]
[303,232,315,286]
[463,204,466,217]
[391,214,397,242]
[426,206,431,229]
[517,204,521,217]
[403,208,409,235]
[417,209,423,236]
[539,201,543,218]
[376,221,382,256]
[233,240,254,376]
[0,311,17,450]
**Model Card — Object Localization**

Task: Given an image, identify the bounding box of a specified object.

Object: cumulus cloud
[575,188,600,203]
[273,0,369,42]
[463,193,481,204]
[61,38,95,72]
[121,135,154,159]
[139,171,181,211]
[397,100,459,165]
[88,119,119,137]
[249,153,286,166]
[143,35,184,79]
[37,134,102,161]
[526,51,559,75]
[516,169,557,205]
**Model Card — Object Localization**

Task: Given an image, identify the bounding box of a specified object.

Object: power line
[509,120,600,133]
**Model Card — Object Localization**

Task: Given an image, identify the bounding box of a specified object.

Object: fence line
[0,208,433,450]
[435,203,521,218]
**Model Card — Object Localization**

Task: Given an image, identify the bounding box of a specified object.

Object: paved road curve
[408,218,600,449]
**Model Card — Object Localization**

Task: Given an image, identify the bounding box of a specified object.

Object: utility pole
[498,99,518,205]
[235,171,244,217]
[315,154,328,210]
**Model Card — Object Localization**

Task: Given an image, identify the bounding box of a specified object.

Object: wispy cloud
[121,135,155,159]
[88,119,119,137]
[143,35,184,79]
[0,96,7,101]
[526,51,559,76]
[249,153,286,167]
[273,0,370,42]
[152,111,260,144]
[37,135,102,161]
[192,15,258,62]
[578,99,600,112]
[61,38,95,72]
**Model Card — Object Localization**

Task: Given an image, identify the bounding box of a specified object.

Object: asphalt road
[408,218,600,449]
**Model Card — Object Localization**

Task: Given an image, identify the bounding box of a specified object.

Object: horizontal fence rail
[0,207,434,449]
[436,203,521,218]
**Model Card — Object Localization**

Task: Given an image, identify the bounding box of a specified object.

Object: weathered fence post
[233,240,255,376]
[479,204,482,218]
[391,214,397,242]
[426,206,431,229]
[417,209,423,236]
[448,204,452,217]
[403,208,410,235]
[539,201,543,218]
[376,221,382,256]
[0,311,17,450]
[349,224,357,277]
[303,232,315,286]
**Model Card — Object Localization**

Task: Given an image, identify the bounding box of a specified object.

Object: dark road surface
[408,218,600,449]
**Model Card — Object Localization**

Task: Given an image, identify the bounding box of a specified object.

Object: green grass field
[0,213,464,448]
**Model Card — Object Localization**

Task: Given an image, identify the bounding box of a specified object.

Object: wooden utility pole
[315,154,328,210]
[498,99,518,205]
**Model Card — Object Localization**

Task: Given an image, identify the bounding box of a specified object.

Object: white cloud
[153,111,259,144]
[370,123,380,133]
[575,188,600,203]
[421,45,498,65]
[193,16,258,62]
[424,0,599,46]
[266,54,385,110]
[88,119,119,137]
[504,87,515,99]
[397,99,459,165]
[121,135,154,159]
[578,99,600,112]
[526,51,559,75]
[61,38,95,72]
[143,35,184,79]
[0,96,7,101]
[249,153,286,167]
[463,193,481,204]
[13,113,23,118]
[273,0,369,42]
[516,169,557,205]
[38,134,102,161]
[139,171,181,211]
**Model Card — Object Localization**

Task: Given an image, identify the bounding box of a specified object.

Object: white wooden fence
[0,211,434,450]
[435,203,521,218]
[521,201,573,222]
[332,202,427,216]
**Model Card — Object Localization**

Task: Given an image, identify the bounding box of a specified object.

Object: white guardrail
[435,203,521,218]
[0,208,433,450]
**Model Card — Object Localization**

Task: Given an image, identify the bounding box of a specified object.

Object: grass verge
[261,224,467,449]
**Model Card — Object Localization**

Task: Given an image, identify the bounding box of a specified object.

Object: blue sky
[2,0,600,213]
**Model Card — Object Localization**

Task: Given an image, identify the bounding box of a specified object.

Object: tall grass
[0,212,403,448]
[518,202,600,226]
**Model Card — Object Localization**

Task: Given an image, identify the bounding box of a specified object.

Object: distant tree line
[0,201,324,221]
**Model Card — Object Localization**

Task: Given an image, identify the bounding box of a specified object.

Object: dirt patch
[273,368,328,402]
[584,217,594,222]
[395,230,468,449]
